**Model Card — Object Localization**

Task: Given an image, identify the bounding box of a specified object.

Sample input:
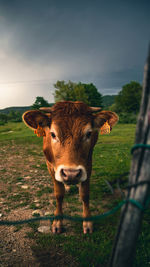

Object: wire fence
[0,144,150,227]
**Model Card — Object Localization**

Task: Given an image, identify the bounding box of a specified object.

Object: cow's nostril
[76,169,82,178]
[61,169,67,177]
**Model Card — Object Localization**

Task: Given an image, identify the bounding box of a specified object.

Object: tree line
[32,80,142,123]
[0,110,22,125]
[110,81,142,123]
[0,80,142,125]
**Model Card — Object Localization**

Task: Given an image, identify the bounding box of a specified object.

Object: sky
[0,0,150,109]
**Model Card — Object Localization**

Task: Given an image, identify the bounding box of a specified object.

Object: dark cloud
[0,0,150,108]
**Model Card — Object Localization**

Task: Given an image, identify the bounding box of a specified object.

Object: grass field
[0,122,150,266]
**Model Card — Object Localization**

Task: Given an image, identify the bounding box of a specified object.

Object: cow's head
[23,101,118,185]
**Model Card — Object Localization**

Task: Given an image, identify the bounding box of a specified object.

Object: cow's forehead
[51,101,93,117]
[50,116,93,140]
[49,102,95,138]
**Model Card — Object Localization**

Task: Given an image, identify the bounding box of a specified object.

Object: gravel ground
[0,143,78,266]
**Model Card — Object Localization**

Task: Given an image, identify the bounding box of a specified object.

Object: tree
[54,80,76,102]
[32,96,51,109]
[115,81,142,114]
[83,83,103,107]
[8,111,22,122]
[54,80,103,107]
[0,113,8,125]
[73,83,89,103]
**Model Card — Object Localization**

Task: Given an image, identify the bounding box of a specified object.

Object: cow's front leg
[79,181,93,234]
[52,180,65,234]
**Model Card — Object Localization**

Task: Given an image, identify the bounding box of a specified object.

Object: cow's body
[23,101,118,233]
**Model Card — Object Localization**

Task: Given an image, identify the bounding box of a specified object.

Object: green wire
[131,144,150,154]
[0,143,149,226]
[0,197,149,226]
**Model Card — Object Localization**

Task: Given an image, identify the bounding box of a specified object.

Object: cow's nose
[61,168,82,183]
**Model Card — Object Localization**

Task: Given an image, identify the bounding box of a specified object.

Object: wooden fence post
[109,47,150,267]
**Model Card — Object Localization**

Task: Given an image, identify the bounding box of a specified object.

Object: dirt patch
[0,143,80,266]
[0,209,39,266]
[0,142,122,266]
[0,208,78,267]
[33,246,78,267]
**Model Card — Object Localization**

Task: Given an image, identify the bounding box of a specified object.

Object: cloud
[0,83,54,108]
[0,0,150,108]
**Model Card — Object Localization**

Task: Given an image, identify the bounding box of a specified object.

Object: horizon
[0,94,117,110]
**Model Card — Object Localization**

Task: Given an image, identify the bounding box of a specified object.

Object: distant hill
[102,95,116,108]
[0,104,54,115]
[0,106,32,115]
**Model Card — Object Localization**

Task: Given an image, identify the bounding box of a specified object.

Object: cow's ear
[94,111,119,131]
[22,110,51,130]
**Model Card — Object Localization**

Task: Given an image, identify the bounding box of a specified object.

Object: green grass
[0,122,150,266]
[0,121,42,145]
[36,186,52,197]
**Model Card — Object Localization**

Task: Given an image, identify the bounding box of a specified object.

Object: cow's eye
[86,131,92,139]
[50,132,56,139]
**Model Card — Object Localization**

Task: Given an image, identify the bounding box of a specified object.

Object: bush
[8,111,22,122]
[0,121,6,126]
[0,113,8,125]
[115,81,142,114]
[118,112,138,124]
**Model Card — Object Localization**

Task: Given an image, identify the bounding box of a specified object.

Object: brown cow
[23,101,118,234]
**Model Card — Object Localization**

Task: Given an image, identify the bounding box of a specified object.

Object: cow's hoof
[52,220,62,234]
[83,221,93,234]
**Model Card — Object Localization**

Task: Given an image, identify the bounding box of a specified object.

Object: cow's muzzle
[61,168,82,185]
[55,165,87,184]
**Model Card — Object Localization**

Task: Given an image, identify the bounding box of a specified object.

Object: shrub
[0,113,8,125]
[118,112,138,123]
